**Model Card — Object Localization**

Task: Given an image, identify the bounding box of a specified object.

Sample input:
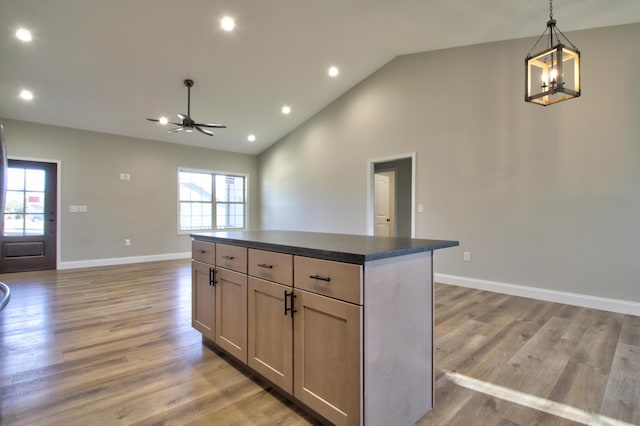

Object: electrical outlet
[463,251,471,262]
[125,239,131,246]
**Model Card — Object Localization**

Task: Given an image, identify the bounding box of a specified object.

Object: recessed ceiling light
[281,105,291,114]
[16,28,32,42]
[248,134,256,142]
[221,16,235,32]
[19,89,33,100]
[159,117,168,125]
[328,66,339,77]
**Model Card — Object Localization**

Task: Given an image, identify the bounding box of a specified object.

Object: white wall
[259,23,640,304]
[2,119,259,266]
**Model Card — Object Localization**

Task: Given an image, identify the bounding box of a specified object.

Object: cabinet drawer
[294,257,362,305]
[216,243,248,273]
[248,249,293,286]
[192,240,215,264]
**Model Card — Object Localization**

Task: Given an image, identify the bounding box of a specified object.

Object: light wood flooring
[0,260,638,425]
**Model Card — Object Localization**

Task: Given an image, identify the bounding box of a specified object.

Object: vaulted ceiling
[2,0,639,154]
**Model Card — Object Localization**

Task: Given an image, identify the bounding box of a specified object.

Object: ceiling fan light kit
[147,79,227,136]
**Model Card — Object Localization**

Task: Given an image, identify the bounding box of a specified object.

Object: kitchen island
[190,230,458,426]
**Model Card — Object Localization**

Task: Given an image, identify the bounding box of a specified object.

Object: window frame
[177,167,249,235]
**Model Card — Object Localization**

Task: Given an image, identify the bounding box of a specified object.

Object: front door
[1,160,57,272]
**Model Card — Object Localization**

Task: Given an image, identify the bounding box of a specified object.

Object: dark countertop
[191,230,459,264]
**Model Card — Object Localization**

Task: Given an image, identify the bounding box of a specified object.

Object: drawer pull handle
[221,255,235,260]
[257,263,273,269]
[284,290,297,318]
[199,250,207,254]
[309,274,331,282]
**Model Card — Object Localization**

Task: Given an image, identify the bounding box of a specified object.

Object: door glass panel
[7,168,25,190]
[3,167,46,236]
[26,169,45,191]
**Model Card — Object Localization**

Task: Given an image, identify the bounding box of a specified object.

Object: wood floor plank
[1,263,638,425]
[600,342,640,424]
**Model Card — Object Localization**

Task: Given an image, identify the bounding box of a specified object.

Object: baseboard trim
[434,273,640,316]
[59,252,191,270]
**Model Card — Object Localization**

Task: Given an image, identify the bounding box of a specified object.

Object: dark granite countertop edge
[190,232,459,264]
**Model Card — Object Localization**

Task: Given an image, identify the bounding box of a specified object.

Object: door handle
[284,291,296,318]
[209,268,217,286]
[309,274,331,282]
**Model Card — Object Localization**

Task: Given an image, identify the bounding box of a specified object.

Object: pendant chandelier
[525,0,581,106]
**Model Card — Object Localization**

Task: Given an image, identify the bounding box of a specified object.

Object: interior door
[374,173,394,237]
[1,160,57,272]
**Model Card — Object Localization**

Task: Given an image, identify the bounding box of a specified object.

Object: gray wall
[2,119,259,263]
[259,23,640,303]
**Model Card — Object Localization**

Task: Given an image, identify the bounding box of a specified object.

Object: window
[3,167,46,236]
[178,169,246,232]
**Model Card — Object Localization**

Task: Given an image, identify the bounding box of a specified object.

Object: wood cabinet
[193,245,364,425]
[191,241,248,364]
[191,241,216,341]
[247,248,294,392]
[248,276,293,392]
[191,260,216,341]
[191,231,456,426]
[294,287,362,426]
[215,268,248,363]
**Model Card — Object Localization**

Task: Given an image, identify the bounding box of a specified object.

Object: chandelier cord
[526,0,579,56]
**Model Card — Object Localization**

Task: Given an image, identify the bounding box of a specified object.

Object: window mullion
[211,173,218,231]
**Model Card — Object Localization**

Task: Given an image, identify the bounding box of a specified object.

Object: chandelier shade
[525,1,581,106]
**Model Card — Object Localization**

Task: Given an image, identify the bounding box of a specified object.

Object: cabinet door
[294,289,362,426]
[192,260,216,341]
[215,268,248,363]
[248,277,293,393]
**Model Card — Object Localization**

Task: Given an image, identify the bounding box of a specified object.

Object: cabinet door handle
[209,268,217,286]
[284,290,289,316]
[309,274,331,282]
[284,291,297,318]
[221,255,234,260]
[257,263,273,269]
[290,292,297,318]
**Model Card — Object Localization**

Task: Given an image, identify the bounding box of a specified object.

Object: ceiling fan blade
[197,123,227,128]
[168,121,182,126]
[169,127,184,133]
[147,118,162,122]
[195,126,214,136]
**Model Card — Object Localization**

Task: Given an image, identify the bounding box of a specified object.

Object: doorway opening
[1,159,58,272]
[367,153,415,238]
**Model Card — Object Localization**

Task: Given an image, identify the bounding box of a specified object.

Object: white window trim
[177,167,249,235]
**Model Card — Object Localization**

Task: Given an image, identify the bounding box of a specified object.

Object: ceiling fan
[147,79,226,136]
